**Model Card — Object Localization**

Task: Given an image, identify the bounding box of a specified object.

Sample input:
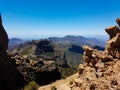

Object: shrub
[51,86,57,90]
[69,80,74,85]
[24,81,39,90]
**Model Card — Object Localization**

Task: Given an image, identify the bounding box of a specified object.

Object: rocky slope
[9,39,84,78]
[38,18,120,90]
[59,18,120,90]
[12,55,61,85]
[0,15,25,90]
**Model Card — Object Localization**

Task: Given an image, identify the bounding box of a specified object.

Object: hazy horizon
[1,0,120,39]
[9,34,109,41]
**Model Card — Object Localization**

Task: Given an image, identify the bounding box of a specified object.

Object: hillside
[9,40,83,78]
[8,38,25,50]
[48,35,106,47]
[38,18,120,90]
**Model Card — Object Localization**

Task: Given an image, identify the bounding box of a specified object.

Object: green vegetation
[24,81,39,90]
[69,80,74,85]
[20,46,32,56]
[51,86,57,90]
[11,40,84,81]
[58,66,77,79]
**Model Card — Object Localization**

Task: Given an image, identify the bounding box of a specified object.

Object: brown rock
[116,18,120,27]
[83,45,94,57]
[105,26,120,39]
[0,14,8,53]
[106,33,120,58]
[83,45,94,63]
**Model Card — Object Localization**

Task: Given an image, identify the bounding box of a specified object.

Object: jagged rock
[116,18,120,27]
[105,26,120,39]
[0,14,8,53]
[106,32,120,59]
[13,55,61,85]
[83,45,94,63]
[0,15,25,90]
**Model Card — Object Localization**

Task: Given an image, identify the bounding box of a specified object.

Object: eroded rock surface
[12,55,61,85]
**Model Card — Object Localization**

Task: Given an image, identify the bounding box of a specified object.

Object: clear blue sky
[0,0,120,39]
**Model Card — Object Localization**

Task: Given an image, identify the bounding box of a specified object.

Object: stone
[0,15,25,90]
[0,14,8,53]
[105,26,120,39]
[106,33,120,58]
[116,18,120,27]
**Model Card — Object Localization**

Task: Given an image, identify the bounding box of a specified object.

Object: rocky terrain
[9,39,84,78]
[12,54,61,86]
[40,18,120,90]
[0,15,25,90]
[9,35,105,80]
[70,18,120,90]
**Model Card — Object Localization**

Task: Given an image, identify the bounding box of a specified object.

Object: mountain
[8,38,25,50]
[8,34,106,80]
[8,39,84,78]
[39,18,120,90]
[9,38,23,45]
[48,35,106,47]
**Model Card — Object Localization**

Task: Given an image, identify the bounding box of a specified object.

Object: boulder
[105,26,120,39]
[13,55,61,85]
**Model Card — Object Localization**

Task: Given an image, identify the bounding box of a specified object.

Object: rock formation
[0,15,25,90]
[12,55,61,85]
[60,18,120,90]
[0,14,8,53]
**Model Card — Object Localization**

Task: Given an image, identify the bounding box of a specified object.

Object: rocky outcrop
[0,14,8,53]
[0,15,25,90]
[61,18,120,90]
[12,55,61,85]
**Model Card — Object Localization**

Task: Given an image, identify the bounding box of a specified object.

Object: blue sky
[0,0,120,39]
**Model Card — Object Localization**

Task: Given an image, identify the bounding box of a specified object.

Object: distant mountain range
[8,38,25,50]
[48,35,106,47]
[8,35,106,78]
[9,38,23,45]
[8,35,106,50]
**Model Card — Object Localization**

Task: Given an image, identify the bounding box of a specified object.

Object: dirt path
[38,73,78,90]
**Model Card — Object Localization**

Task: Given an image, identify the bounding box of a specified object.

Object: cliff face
[59,18,120,90]
[13,55,61,85]
[0,15,25,90]
[0,14,8,53]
